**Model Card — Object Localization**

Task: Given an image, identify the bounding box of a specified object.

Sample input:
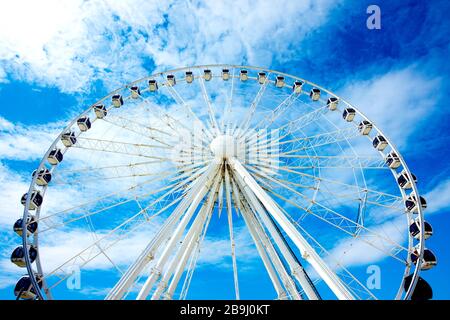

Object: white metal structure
[13,65,435,300]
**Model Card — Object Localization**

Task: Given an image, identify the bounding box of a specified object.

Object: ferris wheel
[11,65,436,300]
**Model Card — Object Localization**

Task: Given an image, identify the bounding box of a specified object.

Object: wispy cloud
[0,0,338,93]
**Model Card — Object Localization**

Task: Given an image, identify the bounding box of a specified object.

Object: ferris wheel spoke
[38,169,179,224]
[135,88,211,146]
[234,74,270,137]
[276,164,398,198]
[313,187,404,212]
[290,218,378,300]
[278,155,388,169]
[247,166,316,191]
[43,209,153,290]
[222,68,235,133]
[39,164,208,232]
[39,178,186,233]
[190,75,220,136]
[239,194,302,299]
[51,171,169,186]
[161,74,215,139]
[44,182,191,291]
[224,167,240,299]
[249,90,300,134]
[100,116,177,147]
[77,136,173,150]
[279,127,360,154]
[260,183,409,264]
[248,164,403,212]
[72,137,178,161]
[156,172,221,300]
[230,171,320,300]
[106,162,221,300]
[52,159,165,177]
[51,159,183,185]
[137,163,222,300]
[276,105,329,139]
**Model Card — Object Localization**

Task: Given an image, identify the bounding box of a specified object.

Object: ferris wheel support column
[137,162,221,300]
[228,157,354,300]
[106,163,220,300]
[163,177,221,300]
[232,170,320,300]
[151,193,212,300]
[239,198,302,300]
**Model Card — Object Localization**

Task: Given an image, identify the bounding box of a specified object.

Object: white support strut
[105,162,220,300]
[136,161,221,300]
[239,198,302,300]
[231,170,320,300]
[227,157,354,300]
[163,176,221,299]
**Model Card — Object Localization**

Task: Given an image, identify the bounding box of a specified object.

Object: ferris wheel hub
[210,134,239,160]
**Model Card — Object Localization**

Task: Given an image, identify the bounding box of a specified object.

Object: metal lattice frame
[18,65,429,300]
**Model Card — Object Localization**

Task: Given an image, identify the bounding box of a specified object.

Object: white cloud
[1,2,448,298]
[0,116,63,161]
[339,67,441,148]
[324,177,450,271]
[424,178,450,214]
[0,0,338,93]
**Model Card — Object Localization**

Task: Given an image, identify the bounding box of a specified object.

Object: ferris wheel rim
[19,64,427,300]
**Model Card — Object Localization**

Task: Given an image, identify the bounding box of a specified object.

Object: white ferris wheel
[12,65,436,300]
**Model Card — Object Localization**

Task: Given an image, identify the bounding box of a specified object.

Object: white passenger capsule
[342,108,356,121]
[258,72,267,84]
[13,216,38,237]
[61,131,77,147]
[21,191,43,211]
[166,74,176,86]
[275,76,285,88]
[148,79,158,91]
[130,86,141,99]
[204,69,212,81]
[293,81,303,94]
[112,94,123,107]
[77,116,91,132]
[405,192,427,213]
[411,247,437,271]
[403,275,433,300]
[397,170,417,189]
[310,88,321,101]
[372,135,388,151]
[240,69,248,81]
[32,168,52,186]
[185,71,194,83]
[14,275,43,300]
[47,148,63,165]
[358,120,373,135]
[222,69,230,80]
[409,218,433,240]
[93,104,107,119]
[11,245,38,268]
[385,151,401,169]
[327,97,338,110]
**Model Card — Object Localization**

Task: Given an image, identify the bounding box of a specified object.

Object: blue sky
[0,0,449,300]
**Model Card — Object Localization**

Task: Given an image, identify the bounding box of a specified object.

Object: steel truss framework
[16,65,432,301]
